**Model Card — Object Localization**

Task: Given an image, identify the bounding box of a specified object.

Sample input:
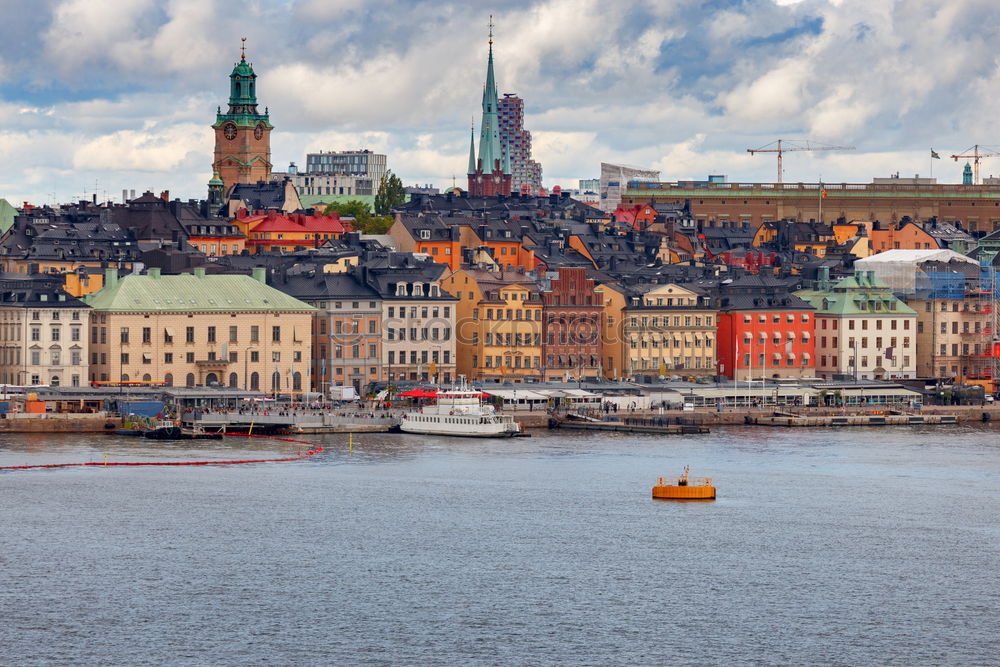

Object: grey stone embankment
[0,413,121,433]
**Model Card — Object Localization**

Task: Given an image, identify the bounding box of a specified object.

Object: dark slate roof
[273,272,380,301]
[228,182,289,211]
[0,273,90,309]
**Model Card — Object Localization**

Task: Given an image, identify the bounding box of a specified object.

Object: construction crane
[747,139,855,184]
[949,145,1000,185]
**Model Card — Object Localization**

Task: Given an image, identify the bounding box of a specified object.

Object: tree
[323,199,394,235]
[374,170,406,215]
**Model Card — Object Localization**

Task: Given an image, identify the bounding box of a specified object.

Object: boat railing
[656,475,713,487]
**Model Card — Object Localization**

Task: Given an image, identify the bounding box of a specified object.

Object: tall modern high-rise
[467,27,512,197]
[498,93,543,195]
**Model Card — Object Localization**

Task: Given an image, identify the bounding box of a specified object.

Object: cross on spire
[488,15,493,45]
[240,37,247,60]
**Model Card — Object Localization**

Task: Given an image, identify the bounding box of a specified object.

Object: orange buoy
[652,466,715,500]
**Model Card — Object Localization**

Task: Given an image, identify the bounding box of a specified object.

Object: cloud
[4,0,1000,203]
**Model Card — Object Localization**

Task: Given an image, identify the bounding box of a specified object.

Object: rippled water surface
[2,426,999,665]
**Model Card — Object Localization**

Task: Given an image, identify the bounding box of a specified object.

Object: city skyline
[1,0,998,204]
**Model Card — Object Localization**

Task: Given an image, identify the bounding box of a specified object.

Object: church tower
[467,19,512,197]
[212,39,273,194]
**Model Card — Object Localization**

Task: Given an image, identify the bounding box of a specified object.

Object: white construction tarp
[855,249,979,294]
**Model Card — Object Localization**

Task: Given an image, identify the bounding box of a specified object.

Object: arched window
[229,372,238,388]
[50,376,60,387]
[292,372,302,391]
[271,371,280,392]
[120,374,130,382]
[164,373,173,387]
[205,372,219,386]
[250,372,259,391]
[142,373,151,382]
[185,373,195,387]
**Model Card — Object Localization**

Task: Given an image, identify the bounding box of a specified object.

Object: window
[51,327,60,342]
[186,326,195,343]
[31,327,40,342]
[186,352,195,363]
[272,326,281,342]
[142,327,151,343]
[120,353,129,365]
[251,326,260,343]
[250,351,259,362]
[120,327,129,344]
[31,351,40,366]
[207,326,216,343]
[164,329,173,344]
[272,351,281,362]
[165,353,173,364]
[229,326,238,343]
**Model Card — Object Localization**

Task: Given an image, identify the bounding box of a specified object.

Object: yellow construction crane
[949,145,1000,185]
[747,139,855,184]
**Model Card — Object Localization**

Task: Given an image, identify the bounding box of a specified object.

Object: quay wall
[0,413,120,433]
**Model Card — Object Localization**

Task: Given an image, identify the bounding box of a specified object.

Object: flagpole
[818,180,823,223]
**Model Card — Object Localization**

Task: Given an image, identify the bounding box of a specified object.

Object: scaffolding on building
[855,250,999,389]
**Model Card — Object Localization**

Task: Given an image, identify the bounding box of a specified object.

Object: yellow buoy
[652,466,715,500]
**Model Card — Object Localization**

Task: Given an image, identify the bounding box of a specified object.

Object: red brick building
[541,268,603,381]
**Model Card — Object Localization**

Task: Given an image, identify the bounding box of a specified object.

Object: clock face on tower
[254,123,264,140]
[223,123,237,140]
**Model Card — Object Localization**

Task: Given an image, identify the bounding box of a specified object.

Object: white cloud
[4,0,1000,203]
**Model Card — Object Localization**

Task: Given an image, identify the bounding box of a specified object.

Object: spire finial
[488,15,493,45]
[240,37,247,60]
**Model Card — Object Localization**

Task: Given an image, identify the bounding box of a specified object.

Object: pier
[552,416,709,435]
[184,411,397,433]
[750,412,958,427]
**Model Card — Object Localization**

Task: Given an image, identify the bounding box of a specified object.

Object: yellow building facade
[441,268,543,382]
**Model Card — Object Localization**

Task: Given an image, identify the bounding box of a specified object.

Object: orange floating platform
[652,468,715,500]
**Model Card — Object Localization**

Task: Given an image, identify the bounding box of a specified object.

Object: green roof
[83,272,315,313]
[795,278,916,317]
[0,199,17,234]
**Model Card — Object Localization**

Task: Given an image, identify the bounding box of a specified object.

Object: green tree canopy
[374,170,406,215]
[323,199,394,235]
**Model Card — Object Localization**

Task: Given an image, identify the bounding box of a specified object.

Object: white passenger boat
[398,381,520,437]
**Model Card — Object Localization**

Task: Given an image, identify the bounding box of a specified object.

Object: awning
[164,328,175,338]
[293,325,302,342]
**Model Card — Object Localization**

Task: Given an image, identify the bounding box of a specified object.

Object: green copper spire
[477,23,502,173]
[467,123,477,175]
[214,38,271,129]
[229,37,258,112]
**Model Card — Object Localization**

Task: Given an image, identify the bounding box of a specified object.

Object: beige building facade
[0,275,90,387]
[623,283,717,380]
[84,268,314,395]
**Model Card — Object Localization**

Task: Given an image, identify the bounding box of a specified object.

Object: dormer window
[419,229,431,240]
[429,285,440,297]
[413,283,425,297]
[396,282,407,296]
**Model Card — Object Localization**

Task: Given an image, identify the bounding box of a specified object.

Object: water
[1,426,998,666]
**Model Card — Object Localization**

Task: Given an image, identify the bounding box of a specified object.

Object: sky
[1,0,1000,205]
